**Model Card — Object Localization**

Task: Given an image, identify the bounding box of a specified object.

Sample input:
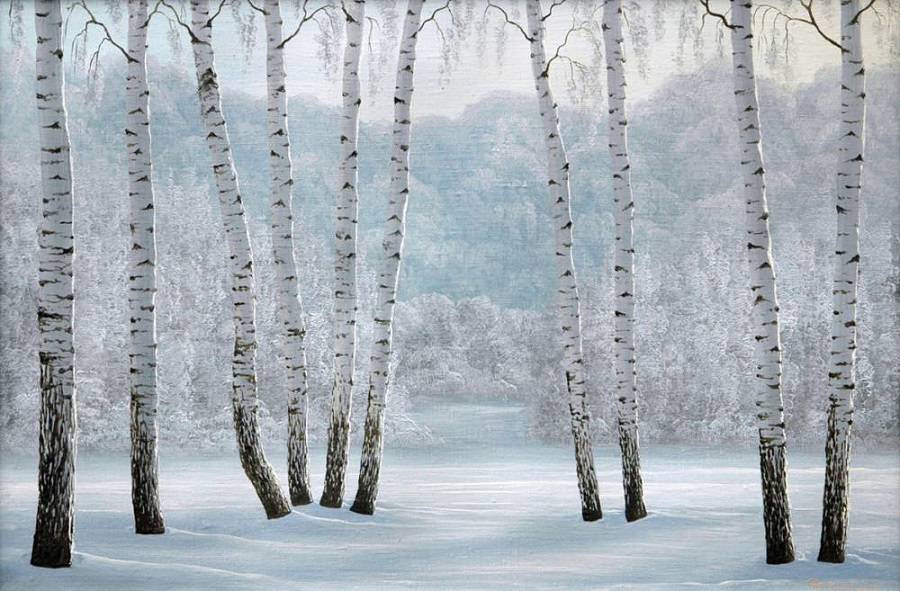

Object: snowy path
[1,443,897,590]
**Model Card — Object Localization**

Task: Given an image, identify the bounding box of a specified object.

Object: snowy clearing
[1,442,897,590]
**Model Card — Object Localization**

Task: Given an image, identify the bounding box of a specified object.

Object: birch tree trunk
[190,0,291,519]
[127,0,165,535]
[525,0,602,522]
[350,0,424,516]
[602,0,646,524]
[729,0,794,565]
[31,0,77,568]
[819,0,866,564]
[321,0,365,509]
[263,0,313,507]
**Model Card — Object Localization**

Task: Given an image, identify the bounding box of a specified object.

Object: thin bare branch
[852,0,877,24]
[418,0,451,33]
[246,0,267,15]
[71,0,138,63]
[279,0,334,48]
[542,0,565,22]
[485,1,533,42]
[699,0,735,30]
[207,0,230,25]
[159,0,204,43]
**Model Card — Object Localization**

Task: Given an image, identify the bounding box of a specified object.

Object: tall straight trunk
[31,0,77,568]
[819,0,866,565]
[321,0,365,509]
[350,0,424,516]
[729,0,794,565]
[189,0,291,519]
[602,0,646,524]
[525,0,602,522]
[127,0,165,535]
[263,0,313,507]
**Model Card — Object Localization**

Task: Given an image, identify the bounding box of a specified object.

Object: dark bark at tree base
[233,403,292,520]
[581,509,603,522]
[759,443,795,565]
[320,415,351,509]
[349,498,375,516]
[30,540,72,569]
[619,427,647,522]
[291,491,313,506]
[818,407,851,564]
[131,433,165,535]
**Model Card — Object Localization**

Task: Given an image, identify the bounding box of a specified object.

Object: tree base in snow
[349,498,375,516]
[625,502,647,523]
[817,544,846,564]
[759,444,795,565]
[319,490,344,509]
[581,508,603,522]
[30,539,72,569]
[291,491,313,506]
[134,515,166,535]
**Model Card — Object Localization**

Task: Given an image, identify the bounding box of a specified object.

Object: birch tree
[321,0,366,509]
[257,0,313,507]
[126,0,166,534]
[350,0,425,516]
[701,0,794,564]
[602,0,647,524]
[752,0,879,563]
[164,0,292,519]
[485,0,603,521]
[31,0,77,568]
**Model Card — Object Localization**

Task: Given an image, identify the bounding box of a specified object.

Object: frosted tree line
[4,0,894,571]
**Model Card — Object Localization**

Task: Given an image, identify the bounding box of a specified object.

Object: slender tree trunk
[350,0,423,516]
[525,0,602,522]
[127,0,165,535]
[31,0,77,568]
[321,0,365,509]
[189,0,291,519]
[819,0,866,565]
[729,0,794,565]
[263,0,313,507]
[602,0,646,524]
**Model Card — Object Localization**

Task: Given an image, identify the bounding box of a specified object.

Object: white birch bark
[819,0,866,564]
[321,0,365,509]
[127,0,165,535]
[602,0,646,523]
[190,0,291,519]
[263,0,313,507]
[525,0,602,522]
[729,0,794,564]
[31,0,77,568]
[350,0,423,516]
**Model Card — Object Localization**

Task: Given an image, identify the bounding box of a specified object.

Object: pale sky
[3,0,898,120]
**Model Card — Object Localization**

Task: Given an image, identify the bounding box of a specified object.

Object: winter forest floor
[1,401,898,590]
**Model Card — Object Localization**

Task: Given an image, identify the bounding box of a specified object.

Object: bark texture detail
[263,0,313,508]
[603,0,646,524]
[321,0,365,509]
[350,0,424,517]
[525,0,602,522]
[729,0,794,564]
[819,0,866,565]
[31,0,77,568]
[190,0,291,519]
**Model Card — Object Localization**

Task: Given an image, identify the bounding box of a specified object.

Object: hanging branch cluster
[68,0,137,81]
[416,0,475,88]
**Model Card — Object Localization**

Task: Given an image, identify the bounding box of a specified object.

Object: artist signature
[807,579,882,590]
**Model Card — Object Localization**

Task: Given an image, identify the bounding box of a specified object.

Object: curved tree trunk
[189,0,291,520]
[127,0,165,535]
[350,0,424,516]
[729,0,794,565]
[321,0,365,509]
[263,0,313,507]
[602,0,647,524]
[31,0,77,568]
[819,0,866,565]
[525,0,602,523]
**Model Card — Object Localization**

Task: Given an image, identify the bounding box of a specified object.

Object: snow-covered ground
[1,402,898,590]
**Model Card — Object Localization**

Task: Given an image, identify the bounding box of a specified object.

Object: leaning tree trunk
[126,0,165,535]
[819,0,866,565]
[189,0,291,519]
[31,0,77,568]
[729,0,794,565]
[321,0,365,509]
[602,0,647,524]
[350,0,423,516]
[525,0,602,522]
[263,0,313,507]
